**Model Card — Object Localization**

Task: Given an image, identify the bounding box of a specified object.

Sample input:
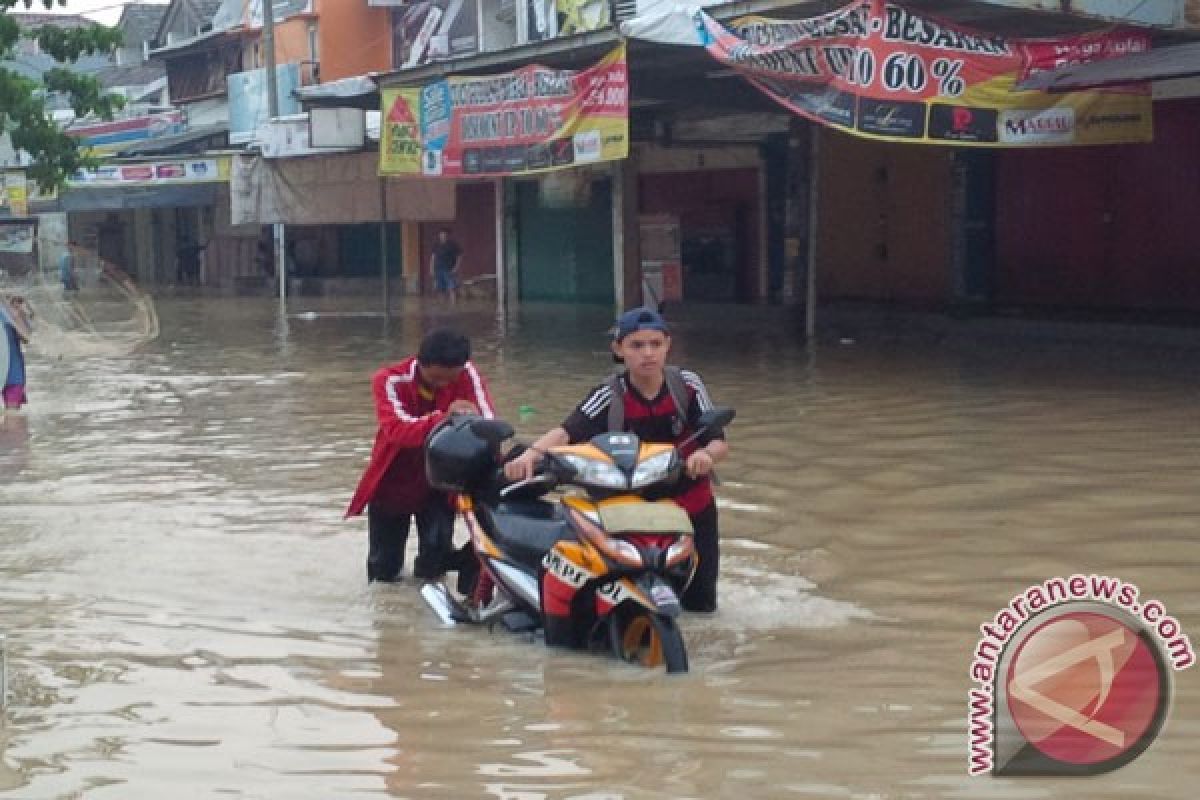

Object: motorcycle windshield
[597,501,693,535]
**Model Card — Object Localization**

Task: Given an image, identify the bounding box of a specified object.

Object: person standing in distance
[429,228,463,305]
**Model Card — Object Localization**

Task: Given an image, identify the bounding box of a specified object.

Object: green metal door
[516,178,614,304]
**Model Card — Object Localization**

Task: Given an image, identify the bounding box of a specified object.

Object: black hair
[418,328,470,367]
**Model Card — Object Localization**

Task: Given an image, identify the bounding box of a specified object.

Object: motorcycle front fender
[599,574,683,618]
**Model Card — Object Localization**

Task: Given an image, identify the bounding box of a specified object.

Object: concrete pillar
[402,220,421,295]
[493,178,506,315]
[133,208,154,283]
[503,180,519,309]
[612,154,640,311]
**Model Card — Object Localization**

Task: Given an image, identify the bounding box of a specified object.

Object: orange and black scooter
[421,408,734,673]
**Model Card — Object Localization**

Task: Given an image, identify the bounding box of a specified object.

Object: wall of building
[815,131,955,306]
[418,182,496,294]
[315,0,392,82]
[995,99,1200,311]
[639,166,761,303]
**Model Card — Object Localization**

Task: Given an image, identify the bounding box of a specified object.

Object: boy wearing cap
[505,307,728,612]
[348,328,495,584]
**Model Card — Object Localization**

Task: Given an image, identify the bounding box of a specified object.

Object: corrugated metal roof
[1018,41,1200,91]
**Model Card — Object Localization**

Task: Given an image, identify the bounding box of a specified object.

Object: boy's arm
[682,370,728,470]
[373,369,443,448]
[462,361,496,419]
[504,427,569,481]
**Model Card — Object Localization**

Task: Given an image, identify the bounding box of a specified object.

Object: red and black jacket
[346,357,495,517]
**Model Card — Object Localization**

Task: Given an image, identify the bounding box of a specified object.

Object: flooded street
[2,297,1199,798]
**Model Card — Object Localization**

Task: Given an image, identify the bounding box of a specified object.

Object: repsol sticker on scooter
[597,580,636,607]
[543,550,591,589]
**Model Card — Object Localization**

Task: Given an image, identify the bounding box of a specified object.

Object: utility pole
[262,0,286,308]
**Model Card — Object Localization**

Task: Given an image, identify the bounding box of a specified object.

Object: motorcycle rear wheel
[609,610,689,674]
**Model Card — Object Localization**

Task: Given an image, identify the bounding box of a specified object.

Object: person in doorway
[59,248,78,291]
[1,294,33,410]
[347,328,496,585]
[176,235,207,285]
[429,228,463,305]
[505,307,729,613]
[254,233,275,279]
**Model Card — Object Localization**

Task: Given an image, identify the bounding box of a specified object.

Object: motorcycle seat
[479,500,575,569]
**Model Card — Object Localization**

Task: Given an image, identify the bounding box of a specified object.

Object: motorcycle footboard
[420,582,470,626]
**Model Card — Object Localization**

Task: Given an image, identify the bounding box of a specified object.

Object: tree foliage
[1,0,123,192]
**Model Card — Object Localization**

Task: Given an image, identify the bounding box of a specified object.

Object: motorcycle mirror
[677,408,735,450]
[468,418,515,444]
[696,408,735,432]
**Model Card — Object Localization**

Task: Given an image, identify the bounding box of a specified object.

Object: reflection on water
[2,298,1199,798]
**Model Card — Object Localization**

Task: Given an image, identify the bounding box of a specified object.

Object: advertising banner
[380,89,424,174]
[1,172,28,217]
[70,158,230,187]
[392,0,480,68]
[557,0,612,35]
[380,44,628,177]
[0,220,35,253]
[65,110,186,155]
[698,0,1153,146]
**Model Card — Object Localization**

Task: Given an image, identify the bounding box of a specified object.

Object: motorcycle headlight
[576,525,644,568]
[632,450,675,488]
[559,453,628,489]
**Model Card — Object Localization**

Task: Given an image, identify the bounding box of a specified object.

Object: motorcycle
[420,407,734,673]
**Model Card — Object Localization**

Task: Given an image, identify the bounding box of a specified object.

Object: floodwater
[2,297,1199,799]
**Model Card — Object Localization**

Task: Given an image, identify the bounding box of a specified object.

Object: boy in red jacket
[347,329,496,583]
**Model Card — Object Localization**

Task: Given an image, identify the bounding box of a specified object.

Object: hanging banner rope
[693,0,1153,146]
[381,44,629,177]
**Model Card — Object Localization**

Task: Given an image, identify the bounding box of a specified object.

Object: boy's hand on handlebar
[686,450,715,479]
[504,451,539,482]
[447,399,479,415]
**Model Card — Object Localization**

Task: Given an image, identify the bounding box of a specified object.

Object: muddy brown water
[1,298,1198,798]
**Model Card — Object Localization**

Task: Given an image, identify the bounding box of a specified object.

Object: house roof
[117,3,170,47]
[8,12,93,29]
[94,62,167,89]
[154,0,226,47]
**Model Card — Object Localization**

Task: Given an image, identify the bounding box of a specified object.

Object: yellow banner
[380,45,629,177]
[380,89,424,175]
[701,2,1153,147]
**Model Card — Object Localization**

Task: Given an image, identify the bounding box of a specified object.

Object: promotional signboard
[65,111,186,155]
[380,44,628,177]
[392,0,480,68]
[698,0,1153,146]
[70,158,230,187]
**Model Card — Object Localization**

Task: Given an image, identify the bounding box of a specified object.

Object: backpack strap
[663,366,690,433]
[606,366,690,434]
[605,372,625,432]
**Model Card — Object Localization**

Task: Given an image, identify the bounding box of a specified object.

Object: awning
[115,123,229,157]
[60,183,220,212]
[230,151,455,225]
[1018,41,1200,91]
[294,75,378,109]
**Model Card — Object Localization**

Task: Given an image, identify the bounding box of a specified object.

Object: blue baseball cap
[614,307,670,341]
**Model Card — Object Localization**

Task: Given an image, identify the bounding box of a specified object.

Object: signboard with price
[380,44,628,176]
[698,0,1153,146]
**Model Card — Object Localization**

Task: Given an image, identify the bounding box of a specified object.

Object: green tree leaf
[1,0,124,192]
